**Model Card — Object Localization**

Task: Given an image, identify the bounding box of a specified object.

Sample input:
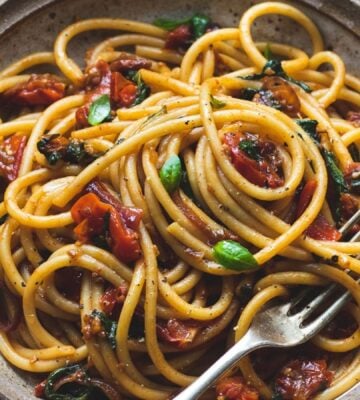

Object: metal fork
[173,209,360,400]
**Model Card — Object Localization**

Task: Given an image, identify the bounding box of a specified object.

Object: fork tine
[339,208,360,236]
[294,283,338,322]
[302,289,352,336]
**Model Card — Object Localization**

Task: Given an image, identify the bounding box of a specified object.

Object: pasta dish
[0,2,359,399]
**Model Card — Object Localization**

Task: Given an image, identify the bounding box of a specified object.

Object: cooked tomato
[223,132,284,189]
[262,76,300,117]
[339,193,359,234]
[0,135,27,182]
[110,52,152,72]
[34,380,46,398]
[322,311,357,339]
[296,180,317,218]
[55,268,83,302]
[157,318,200,348]
[100,282,128,315]
[111,72,137,107]
[165,24,192,50]
[71,185,143,263]
[305,214,341,241]
[275,359,333,400]
[1,74,65,107]
[216,376,259,400]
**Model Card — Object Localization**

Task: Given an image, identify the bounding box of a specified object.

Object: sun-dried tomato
[2,74,65,107]
[275,359,333,400]
[110,52,152,73]
[165,24,192,50]
[157,318,200,348]
[100,282,128,315]
[216,376,259,400]
[262,76,301,117]
[223,132,284,189]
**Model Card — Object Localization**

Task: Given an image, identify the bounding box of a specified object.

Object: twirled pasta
[0,2,359,400]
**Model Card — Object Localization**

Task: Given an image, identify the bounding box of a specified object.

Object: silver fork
[173,209,360,400]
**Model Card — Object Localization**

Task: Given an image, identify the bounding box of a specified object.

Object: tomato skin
[223,132,284,189]
[216,376,260,400]
[165,24,192,50]
[296,180,317,218]
[275,359,333,400]
[0,135,27,183]
[156,318,200,348]
[34,380,46,398]
[100,282,128,315]
[305,215,341,241]
[2,74,65,107]
[71,184,143,263]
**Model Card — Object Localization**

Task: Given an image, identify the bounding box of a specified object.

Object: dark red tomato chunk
[84,180,143,231]
[275,359,333,400]
[216,376,259,400]
[296,180,341,241]
[157,318,200,348]
[55,268,83,302]
[0,135,27,183]
[296,180,317,218]
[262,76,301,117]
[110,52,152,72]
[223,132,284,189]
[34,380,46,398]
[346,111,360,127]
[100,282,128,315]
[165,24,192,50]
[75,60,138,128]
[305,214,341,241]
[71,188,143,263]
[322,311,358,339]
[2,74,65,107]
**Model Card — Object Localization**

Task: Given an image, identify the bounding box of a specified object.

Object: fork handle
[173,331,269,400]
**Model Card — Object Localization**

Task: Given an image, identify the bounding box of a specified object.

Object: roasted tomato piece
[110,52,152,72]
[295,180,317,218]
[0,135,27,182]
[305,214,341,241]
[346,111,360,127]
[71,186,143,263]
[322,311,358,339]
[1,74,65,107]
[339,193,359,234]
[262,76,300,117]
[100,282,128,315]
[275,359,333,400]
[165,24,192,50]
[216,376,260,400]
[55,268,83,302]
[157,318,200,348]
[111,72,137,107]
[223,132,284,188]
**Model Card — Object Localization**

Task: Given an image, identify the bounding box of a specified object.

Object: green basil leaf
[159,154,182,193]
[243,59,311,92]
[210,94,226,109]
[191,14,210,39]
[88,95,111,126]
[90,310,117,349]
[322,149,347,194]
[213,240,258,271]
[153,16,191,31]
[125,71,150,106]
[295,119,319,143]
[45,364,90,400]
[239,140,261,161]
[264,43,273,60]
[240,88,259,101]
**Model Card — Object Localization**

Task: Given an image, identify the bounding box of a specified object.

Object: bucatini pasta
[0,2,359,399]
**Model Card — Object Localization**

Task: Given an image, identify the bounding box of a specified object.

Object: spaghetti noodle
[0,2,359,399]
